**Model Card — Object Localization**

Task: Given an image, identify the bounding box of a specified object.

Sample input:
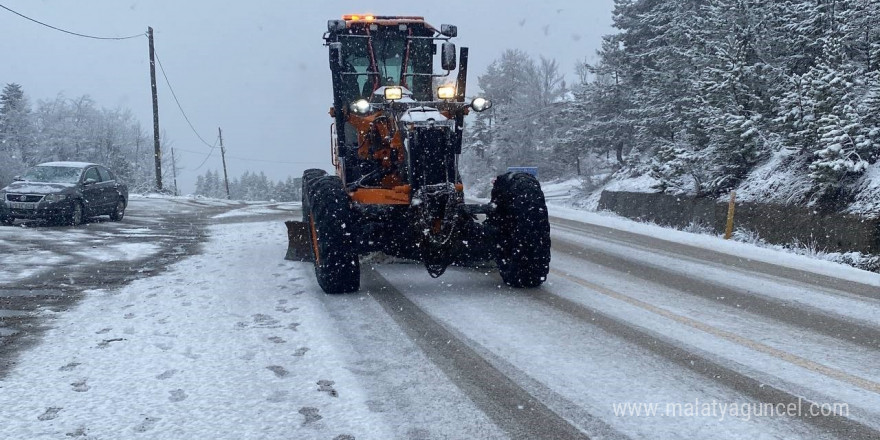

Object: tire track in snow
[549,216,880,301]
[552,269,880,394]
[363,268,593,440]
[536,267,880,439]
[550,233,880,352]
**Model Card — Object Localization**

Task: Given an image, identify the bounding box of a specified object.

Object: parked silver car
[0,161,128,226]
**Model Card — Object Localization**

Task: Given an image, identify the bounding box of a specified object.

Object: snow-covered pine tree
[809,37,869,190]
[0,83,34,170]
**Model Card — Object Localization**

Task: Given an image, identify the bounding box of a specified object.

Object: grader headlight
[384,86,403,101]
[350,99,371,115]
[437,85,456,100]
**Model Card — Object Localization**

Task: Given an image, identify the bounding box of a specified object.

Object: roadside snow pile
[0,222,392,439]
[847,162,880,217]
[734,149,813,205]
[602,173,660,193]
[544,173,660,211]
[541,178,582,204]
[731,228,880,273]
[548,204,880,285]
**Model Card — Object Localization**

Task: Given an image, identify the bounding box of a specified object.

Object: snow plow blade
[284,220,312,262]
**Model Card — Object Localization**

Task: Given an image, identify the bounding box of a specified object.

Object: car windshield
[21,166,82,184]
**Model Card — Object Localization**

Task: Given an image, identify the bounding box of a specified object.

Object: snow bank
[735,149,813,205]
[848,162,880,217]
[603,173,660,193]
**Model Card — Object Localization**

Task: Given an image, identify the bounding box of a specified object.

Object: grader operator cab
[288,15,551,293]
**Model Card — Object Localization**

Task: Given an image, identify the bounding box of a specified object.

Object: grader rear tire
[489,172,551,288]
[308,176,360,294]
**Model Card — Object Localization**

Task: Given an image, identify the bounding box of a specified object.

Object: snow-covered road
[1,197,878,439]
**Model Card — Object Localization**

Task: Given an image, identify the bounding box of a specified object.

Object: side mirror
[327,20,346,32]
[329,42,343,69]
[12,175,22,181]
[440,24,458,38]
[441,42,457,71]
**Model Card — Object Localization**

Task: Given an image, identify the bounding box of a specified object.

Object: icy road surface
[0,196,878,439]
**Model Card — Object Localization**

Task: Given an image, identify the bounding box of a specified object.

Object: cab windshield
[340,30,433,101]
[21,166,83,184]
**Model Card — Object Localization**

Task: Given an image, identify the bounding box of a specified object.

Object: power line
[153,49,217,149]
[192,136,220,171]
[0,3,143,40]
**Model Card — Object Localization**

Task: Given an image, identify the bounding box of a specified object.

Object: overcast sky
[0,0,615,193]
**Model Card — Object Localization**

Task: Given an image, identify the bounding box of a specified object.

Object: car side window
[83,167,101,183]
[97,167,114,182]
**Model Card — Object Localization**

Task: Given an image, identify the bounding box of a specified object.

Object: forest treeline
[463,0,880,211]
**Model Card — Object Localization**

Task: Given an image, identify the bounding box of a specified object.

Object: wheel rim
[116,201,125,217]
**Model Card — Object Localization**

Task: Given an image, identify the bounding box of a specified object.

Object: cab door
[80,167,105,215]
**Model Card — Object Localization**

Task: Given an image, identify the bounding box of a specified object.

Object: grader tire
[489,172,551,288]
[301,168,327,223]
[308,176,360,294]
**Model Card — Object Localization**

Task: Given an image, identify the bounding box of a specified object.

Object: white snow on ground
[0,222,391,439]
[849,162,880,217]
[0,250,70,282]
[539,178,582,204]
[212,202,301,219]
[542,269,880,430]
[377,266,837,440]
[549,248,880,383]
[73,242,163,263]
[734,149,813,205]
[547,204,880,287]
[0,227,165,285]
[604,173,661,193]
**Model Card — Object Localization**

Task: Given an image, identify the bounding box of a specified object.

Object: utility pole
[148,26,163,191]
[219,127,230,199]
[171,147,179,196]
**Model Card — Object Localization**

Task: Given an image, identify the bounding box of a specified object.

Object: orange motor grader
[287,15,550,293]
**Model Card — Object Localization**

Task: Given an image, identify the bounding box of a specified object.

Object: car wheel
[109,198,125,221]
[69,201,84,226]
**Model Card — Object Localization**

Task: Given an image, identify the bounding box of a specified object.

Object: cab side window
[83,167,101,183]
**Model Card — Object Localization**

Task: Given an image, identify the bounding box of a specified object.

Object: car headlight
[43,194,68,203]
[471,97,492,112]
[350,99,372,115]
[437,85,456,100]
